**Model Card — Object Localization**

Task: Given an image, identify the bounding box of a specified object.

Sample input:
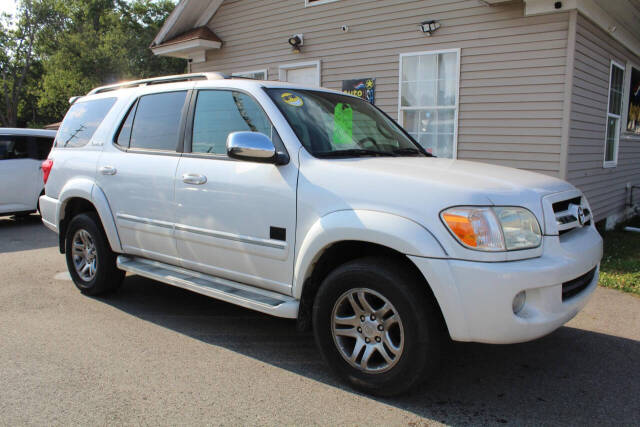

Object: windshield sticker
[281,92,303,107]
[332,103,353,145]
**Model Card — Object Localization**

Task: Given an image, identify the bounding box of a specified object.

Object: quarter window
[604,61,625,167]
[130,91,188,151]
[191,90,273,155]
[115,100,138,148]
[56,97,117,148]
[399,50,459,158]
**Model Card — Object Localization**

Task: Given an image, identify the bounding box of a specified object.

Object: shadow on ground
[0,215,57,253]
[100,274,640,425]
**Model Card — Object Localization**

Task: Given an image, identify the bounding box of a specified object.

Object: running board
[116,256,298,318]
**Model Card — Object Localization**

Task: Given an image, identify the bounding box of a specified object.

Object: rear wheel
[312,257,445,396]
[65,212,124,296]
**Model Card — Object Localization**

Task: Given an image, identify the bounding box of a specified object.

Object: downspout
[559,10,578,181]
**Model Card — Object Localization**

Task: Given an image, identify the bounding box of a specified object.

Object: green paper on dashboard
[332,103,353,145]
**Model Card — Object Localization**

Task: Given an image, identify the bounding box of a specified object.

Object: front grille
[562,267,596,301]
[552,195,591,235]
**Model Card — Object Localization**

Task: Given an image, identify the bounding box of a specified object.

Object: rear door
[174,89,297,295]
[0,135,45,213]
[0,135,36,213]
[97,90,190,265]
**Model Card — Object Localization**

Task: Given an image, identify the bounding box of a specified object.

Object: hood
[298,154,576,235]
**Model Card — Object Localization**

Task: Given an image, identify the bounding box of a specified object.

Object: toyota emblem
[577,207,586,226]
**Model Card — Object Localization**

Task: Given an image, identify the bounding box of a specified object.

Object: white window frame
[232,69,268,80]
[397,48,461,159]
[604,60,625,168]
[621,61,640,138]
[278,60,321,87]
[305,0,339,6]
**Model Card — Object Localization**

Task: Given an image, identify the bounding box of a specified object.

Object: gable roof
[152,26,221,49]
[151,0,224,48]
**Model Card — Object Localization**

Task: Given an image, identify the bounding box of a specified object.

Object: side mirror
[227,131,277,164]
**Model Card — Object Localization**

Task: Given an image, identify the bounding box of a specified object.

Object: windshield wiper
[392,147,435,157]
[315,149,395,158]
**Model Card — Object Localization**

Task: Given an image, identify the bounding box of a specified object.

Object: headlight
[441,206,541,251]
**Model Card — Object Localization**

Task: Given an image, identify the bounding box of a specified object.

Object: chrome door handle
[99,166,117,175]
[182,173,207,185]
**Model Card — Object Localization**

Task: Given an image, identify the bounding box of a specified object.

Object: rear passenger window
[0,136,28,160]
[56,97,117,148]
[192,90,273,155]
[129,91,187,151]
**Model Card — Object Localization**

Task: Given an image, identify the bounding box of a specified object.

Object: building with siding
[152,0,640,227]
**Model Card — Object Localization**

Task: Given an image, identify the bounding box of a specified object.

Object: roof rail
[87,72,230,95]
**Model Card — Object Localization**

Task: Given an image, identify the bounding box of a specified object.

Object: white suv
[40,73,603,396]
[0,128,56,216]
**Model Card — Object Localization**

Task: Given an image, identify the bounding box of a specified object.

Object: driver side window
[192,90,273,155]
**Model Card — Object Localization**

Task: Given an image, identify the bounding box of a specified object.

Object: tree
[0,0,62,127]
[37,0,185,123]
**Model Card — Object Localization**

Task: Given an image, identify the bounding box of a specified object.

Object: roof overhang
[524,0,640,57]
[152,0,224,48]
[151,38,222,63]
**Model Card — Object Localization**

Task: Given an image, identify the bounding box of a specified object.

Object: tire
[312,256,445,396]
[65,212,125,296]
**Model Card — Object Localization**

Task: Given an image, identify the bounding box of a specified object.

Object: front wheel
[312,257,445,396]
[65,212,125,296]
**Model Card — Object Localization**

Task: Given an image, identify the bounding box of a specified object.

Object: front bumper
[410,225,603,344]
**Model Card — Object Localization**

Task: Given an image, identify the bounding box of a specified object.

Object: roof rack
[87,72,230,95]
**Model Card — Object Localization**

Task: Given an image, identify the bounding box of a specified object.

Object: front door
[97,90,189,265]
[174,89,297,295]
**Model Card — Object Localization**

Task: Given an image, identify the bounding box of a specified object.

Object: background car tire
[65,212,125,296]
[312,256,445,396]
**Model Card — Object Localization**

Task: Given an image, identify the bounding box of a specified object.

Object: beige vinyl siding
[194,0,569,176]
[567,14,640,221]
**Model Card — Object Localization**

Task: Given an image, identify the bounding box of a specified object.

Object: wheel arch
[57,180,122,254]
[293,210,450,333]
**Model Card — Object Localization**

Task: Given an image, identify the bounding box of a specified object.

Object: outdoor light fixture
[419,20,441,36]
[288,34,303,53]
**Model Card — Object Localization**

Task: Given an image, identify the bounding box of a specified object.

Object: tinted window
[0,136,52,160]
[192,90,273,155]
[0,136,28,160]
[56,98,117,148]
[115,100,137,148]
[130,91,187,151]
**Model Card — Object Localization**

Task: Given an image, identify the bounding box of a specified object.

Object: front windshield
[266,88,429,158]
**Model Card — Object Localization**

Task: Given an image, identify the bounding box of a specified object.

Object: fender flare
[292,209,447,299]
[57,179,122,253]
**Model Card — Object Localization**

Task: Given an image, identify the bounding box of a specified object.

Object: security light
[288,34,303,53]
[419,20,441,36]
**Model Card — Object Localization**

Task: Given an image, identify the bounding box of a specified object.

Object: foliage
[0,0,63,127]
[599,216,640,296]
[0,0,185,128]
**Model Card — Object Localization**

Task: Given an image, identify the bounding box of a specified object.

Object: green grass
[598,216,640,296]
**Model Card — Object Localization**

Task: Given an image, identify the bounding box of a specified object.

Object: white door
[280,63,320,87]
[174,89,297,295]
[0,135,43,214]
[97,90,189,265]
